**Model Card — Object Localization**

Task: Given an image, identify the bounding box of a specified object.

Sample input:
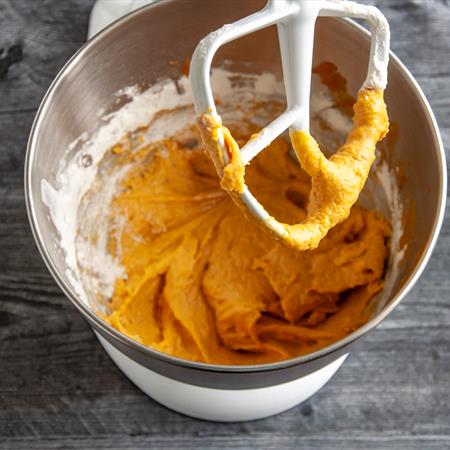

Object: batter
[106,120,390,364]
[197,88,389,251]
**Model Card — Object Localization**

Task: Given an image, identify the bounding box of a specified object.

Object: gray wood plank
[0,0,449,448]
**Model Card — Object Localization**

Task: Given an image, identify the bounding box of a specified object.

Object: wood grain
[0,0,449,448]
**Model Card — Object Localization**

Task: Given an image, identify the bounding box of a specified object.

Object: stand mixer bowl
[25,0,446,421]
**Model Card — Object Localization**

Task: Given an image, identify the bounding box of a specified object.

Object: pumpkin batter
[197,88,389,251]
[105,118,390,364]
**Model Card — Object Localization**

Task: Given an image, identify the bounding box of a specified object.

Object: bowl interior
[26,0,445,365]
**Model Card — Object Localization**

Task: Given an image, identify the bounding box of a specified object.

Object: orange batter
[105,120,390,364]
[197,88,389,251]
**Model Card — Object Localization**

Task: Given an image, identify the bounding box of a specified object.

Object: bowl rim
[24,1,447,374]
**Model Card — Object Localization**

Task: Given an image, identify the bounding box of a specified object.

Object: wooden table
[1,0,449,448]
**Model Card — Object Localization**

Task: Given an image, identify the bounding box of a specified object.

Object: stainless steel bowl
[25,0,446,421]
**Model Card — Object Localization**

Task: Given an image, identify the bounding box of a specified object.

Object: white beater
[189,0,390,248]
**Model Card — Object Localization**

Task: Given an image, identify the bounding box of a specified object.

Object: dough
[105,128,390,364]
[197,88,389,251]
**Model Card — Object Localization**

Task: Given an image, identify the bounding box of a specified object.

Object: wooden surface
[0,0,449,448]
